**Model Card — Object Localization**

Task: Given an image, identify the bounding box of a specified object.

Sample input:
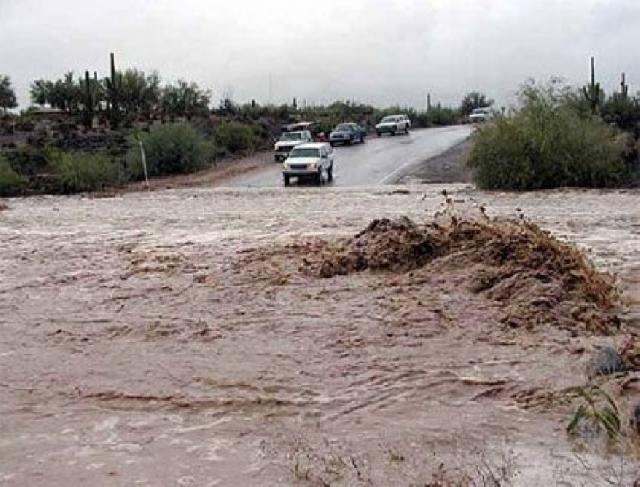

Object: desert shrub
[214,121,257,154]
[413,106,461,128]
[3,147,48,176]
[0,154,27,196]
[467,84,629,190]
[50,150,119,193]
[126,123,212,178]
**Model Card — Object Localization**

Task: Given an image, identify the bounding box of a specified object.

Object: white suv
[282,143,334,186]
[375,115,411,136]
[274,130,313,162]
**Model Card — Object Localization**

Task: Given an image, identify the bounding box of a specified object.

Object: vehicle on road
[329,123,367,146]
[469,107,495,123]
[375,115,411,136]
[274,130,313,161]
[282,142,334,186]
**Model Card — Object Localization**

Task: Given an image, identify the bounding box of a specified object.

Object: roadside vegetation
[0,53,466,196]
[0,154,27,196]
[50,150,120,193]
[468,62,640,190]
[125,123,212,179]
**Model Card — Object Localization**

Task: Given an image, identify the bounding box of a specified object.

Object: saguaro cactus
[621,73,629,99]
[582,56,602,113]
[82,70,94,127]
[106,52,121,127]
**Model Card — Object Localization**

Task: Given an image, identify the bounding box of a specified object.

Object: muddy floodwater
[1,185,639,485]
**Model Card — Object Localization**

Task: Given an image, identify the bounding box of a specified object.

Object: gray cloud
[1,0,638,109]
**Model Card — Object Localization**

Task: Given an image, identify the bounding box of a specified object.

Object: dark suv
[329,123,367,146]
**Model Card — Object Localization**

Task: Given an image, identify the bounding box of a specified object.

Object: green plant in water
[567,386,622,440]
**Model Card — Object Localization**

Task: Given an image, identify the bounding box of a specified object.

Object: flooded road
[224,126,472,187]
[0,185,639,485]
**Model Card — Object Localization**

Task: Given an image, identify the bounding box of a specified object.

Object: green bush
[126,123,211,178]
[214,121,257,154]
[3,147,48,176]
[467,84,629,190]
[51,150,119,193]
[0,154,28,196]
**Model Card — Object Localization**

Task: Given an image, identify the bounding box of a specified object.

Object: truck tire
[327,165,333,182]
[315,170,322,186]
[283,175,290,187]
[390,129,396,136]
[376,131,381,137]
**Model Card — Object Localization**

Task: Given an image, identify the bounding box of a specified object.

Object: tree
[0,75,18,113]
[160,80,210,120]
[460,91,494,115]
[118,69,161,120]
[30,79,52,106]
[29,72,81,112]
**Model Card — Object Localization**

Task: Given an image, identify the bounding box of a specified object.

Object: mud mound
[304,217,620,333]
[308,217,448,277]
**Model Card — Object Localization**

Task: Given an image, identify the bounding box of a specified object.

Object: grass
[50,150,119,193]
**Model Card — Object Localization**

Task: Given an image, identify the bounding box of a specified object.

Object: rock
[587,346,626,378]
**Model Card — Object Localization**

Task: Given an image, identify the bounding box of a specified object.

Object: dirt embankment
[398,139,472,184]
[112,151,273,194]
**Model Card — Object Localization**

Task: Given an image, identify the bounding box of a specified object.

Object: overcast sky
[1,0,638,109]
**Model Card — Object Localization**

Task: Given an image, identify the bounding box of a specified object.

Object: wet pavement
[224,126,472,187]
[0,185,639,485]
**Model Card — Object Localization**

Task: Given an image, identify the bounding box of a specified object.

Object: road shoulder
[396,138,472,184]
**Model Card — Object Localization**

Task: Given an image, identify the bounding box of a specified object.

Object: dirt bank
[397,139,472,184]
[0,185,639,485]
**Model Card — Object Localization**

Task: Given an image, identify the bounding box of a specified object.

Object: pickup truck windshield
[289,148,320,158]
[281,132,303,141]
[381,116,397,123]
[335,124,353,131]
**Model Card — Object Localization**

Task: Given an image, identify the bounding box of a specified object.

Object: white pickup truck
[274,130,313,162]
[375,115,411,136]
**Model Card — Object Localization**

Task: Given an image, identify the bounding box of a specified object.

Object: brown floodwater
[0,185,639,486]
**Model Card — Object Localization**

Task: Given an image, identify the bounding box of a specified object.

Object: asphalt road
[224,125,472,187]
